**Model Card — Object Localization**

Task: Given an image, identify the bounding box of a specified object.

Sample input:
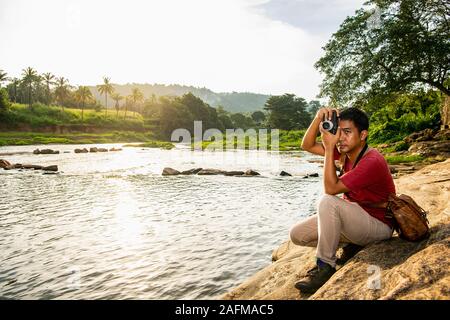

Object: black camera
[322,110,338,134]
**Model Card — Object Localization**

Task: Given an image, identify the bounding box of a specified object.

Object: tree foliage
[315,0,450,106]
[264,94,311,130]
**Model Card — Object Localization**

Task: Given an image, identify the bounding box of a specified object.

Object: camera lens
[322,121,332,130]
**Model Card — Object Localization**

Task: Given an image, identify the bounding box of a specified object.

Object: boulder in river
[74,148,89,153]
[42,165,58,172]
[97,148,108,152]
[0,159,11,168]
[197,169,226,175]
[280,171,292,176]
[109,147,122,152]
[33,149,59,154]
[224,171,245,176]
[89,147,98,153]
[244,169,260,176]
[162,167,180,175]
[22,164,43,170]
[180,168,203,175]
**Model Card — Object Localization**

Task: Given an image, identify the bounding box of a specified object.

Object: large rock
[244,169,260,176]
[162,167,180,176]
[180,168,203,175]
[280,171,292,176]
[22,164,43,170]
[408,140,450,158]
[224,171,245,176]
[33,148,59,154]
[221,159,450,300]
[74,148,89,153]
[42,165,58,172]
[405,128,437,144]
[0,159,11,168]
[89,147,98,153]
[197,169,226,175]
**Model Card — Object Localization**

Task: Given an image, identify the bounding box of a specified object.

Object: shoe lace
[306,265,319,276]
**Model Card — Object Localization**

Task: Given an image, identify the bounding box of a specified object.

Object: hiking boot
[295,260,336,294]
[336,243,363,266]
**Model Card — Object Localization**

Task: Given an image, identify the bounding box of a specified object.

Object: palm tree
[9,78,20,103]
[21,67,38,109]
[124,95,132,119]
[131,87,144,116]
[75,86,93,122]
[54,77,69,111]
[42,72,55,105]
[111,92,123,118]
[97,77,114,116]
[0,70,8,88]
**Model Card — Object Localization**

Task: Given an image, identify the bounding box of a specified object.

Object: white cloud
[0,0,364,100]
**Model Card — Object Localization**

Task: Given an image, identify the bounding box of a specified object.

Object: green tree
[97,77,114,116]
[264,94,311,130]
[131,88,144,115]
[54,77,70,111]
[0,70,8,88]
[315,0,449,125]
[42,72,55,105]
[251,110,266,124]
[308,100,322,118]
[74,86,93,122]
[0,88,10,111]
[111,92,124,118]
[21,67,39,109]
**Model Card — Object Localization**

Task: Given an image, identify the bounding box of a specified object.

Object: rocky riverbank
[221,159,450,300]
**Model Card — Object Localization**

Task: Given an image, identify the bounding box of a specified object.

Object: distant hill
[89,83,270,113]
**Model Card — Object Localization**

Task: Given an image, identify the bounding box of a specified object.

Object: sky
[0,0,366,100]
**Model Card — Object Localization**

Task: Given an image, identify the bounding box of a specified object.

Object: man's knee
[317,194,340,213]
[289,225,314,246]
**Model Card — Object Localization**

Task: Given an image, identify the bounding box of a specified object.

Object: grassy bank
[0,131,173,148]
[0,103,146,131]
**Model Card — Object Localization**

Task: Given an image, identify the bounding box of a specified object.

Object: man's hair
[339,107,369,134]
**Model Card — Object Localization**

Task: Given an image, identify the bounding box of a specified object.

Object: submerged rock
[224,171,245,176]
[74,148,89,153]
[280,171,292,176]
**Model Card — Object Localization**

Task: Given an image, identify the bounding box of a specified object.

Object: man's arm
[320,125,350,195]
[301,107,339,156]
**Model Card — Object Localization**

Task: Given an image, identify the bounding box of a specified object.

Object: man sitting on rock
[290,107,395,294]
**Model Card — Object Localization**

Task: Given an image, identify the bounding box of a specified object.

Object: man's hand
[315,107,340,122]
[319,123,341,151]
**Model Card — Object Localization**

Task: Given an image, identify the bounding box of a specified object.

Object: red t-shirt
[334,148,395,227]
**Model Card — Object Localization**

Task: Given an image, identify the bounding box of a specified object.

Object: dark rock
[244,169,260,176]
[280,171,292,176]
[42,165,58,172]
[224,171,245,176]
[109,148,122,152]
[180,168,203,175]
[41,149,59,154]
[43,171,60,175]
[405,128,438,144]
[64,151,70,153]
[308,173,319,177]
[74,148,89,153]
[0,159,11,168]
[22,164,43,170]
[97,148,108,152]
[162,167,180,175]
[89,147,98,153]
[33,149,40,154]
[13,163,23,169]
[197,168,225,175]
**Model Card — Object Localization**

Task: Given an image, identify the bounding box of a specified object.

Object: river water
[0,143,323,299]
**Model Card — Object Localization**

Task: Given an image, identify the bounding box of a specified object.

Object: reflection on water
[0,143,323,299]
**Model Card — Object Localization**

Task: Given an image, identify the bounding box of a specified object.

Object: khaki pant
[289,194,393,267]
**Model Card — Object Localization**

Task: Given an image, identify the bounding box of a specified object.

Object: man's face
[337,120,366,153]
